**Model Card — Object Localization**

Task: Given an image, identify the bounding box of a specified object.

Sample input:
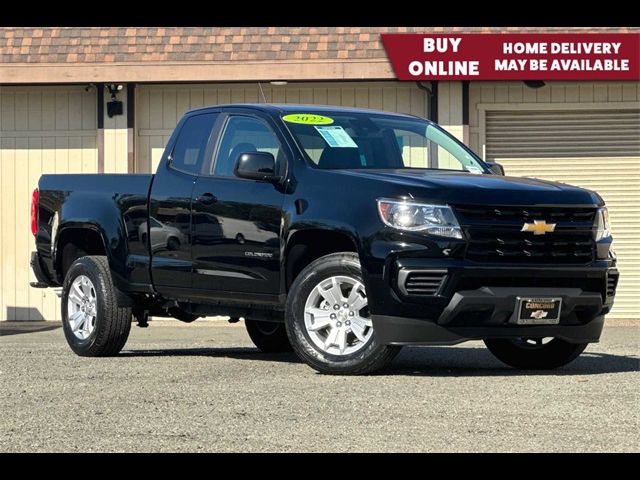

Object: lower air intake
[398,269,447,296]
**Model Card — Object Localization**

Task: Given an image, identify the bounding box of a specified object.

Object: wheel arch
[55,224,112,282]
[284,228,360,291]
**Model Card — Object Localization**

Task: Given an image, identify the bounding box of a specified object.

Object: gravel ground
[1,321,638,452]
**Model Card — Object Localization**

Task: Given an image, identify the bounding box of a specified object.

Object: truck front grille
[398,269,447,296]
[454,205,597,265]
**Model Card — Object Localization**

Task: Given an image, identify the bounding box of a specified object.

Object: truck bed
[39,173,153,198]
[36,173,155,289]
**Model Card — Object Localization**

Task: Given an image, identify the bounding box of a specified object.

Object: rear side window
[170,113,217,175]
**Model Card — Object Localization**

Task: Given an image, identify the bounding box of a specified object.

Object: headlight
[377,199,463,239]
[595,206,611,241]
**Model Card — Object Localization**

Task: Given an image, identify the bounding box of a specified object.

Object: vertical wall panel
[0,86,98,321]
[55,91,69,130]
[299,88,313,105]
[1,138,16,320]
[14,93,28,130]
[14,138,30,320]
[1,93,15,130]
[27,137,43,319]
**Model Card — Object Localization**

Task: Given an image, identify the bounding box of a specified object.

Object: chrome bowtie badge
[530,310,549,319]
[521,220,556,235]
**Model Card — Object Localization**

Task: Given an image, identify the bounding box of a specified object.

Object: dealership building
[0,26,638,321]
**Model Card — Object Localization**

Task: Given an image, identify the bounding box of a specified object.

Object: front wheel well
[56,228,107,280]
[285,229,358,290]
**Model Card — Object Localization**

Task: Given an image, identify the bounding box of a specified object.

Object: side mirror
[234,151,279,182]
[486,162,505,175]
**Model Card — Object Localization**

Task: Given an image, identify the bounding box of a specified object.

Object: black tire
[245,319,292,353]
[61,255,132,357]
[484,337,588,369]
[285,252,401,375]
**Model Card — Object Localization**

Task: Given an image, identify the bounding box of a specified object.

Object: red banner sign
[381,33,640,80]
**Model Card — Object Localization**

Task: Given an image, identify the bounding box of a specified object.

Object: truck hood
[335,169,603,206]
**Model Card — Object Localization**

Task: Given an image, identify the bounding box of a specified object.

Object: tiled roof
[0,27,635,64]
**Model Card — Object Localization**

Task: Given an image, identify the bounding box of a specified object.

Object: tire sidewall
[61,257,109,354]
[285,253,388,373]
[484,338,587,369]
[251,320,281,336]
[244,319,292,353]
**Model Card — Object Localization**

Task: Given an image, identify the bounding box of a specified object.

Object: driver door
[190,113,287,295]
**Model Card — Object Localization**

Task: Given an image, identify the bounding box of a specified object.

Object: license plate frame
[515,297,562,325]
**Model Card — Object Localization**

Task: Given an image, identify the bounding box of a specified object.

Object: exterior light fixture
[105,84,124,118]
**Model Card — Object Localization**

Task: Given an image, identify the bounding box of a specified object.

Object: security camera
[106,84,124,99]
[84,83,96,92]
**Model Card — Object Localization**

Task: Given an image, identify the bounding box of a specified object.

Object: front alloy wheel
[304,275,373,356]
[285,252,400,375]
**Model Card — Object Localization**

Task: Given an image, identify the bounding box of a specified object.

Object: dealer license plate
[515,297,562,325]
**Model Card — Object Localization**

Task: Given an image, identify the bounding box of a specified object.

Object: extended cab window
[170,113,217,175]
[212,116,281,177]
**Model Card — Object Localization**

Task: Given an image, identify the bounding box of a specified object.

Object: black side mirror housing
[486,162,505,175]
[234,151,279,182]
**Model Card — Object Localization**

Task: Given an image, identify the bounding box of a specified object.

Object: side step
[30,282,49,289]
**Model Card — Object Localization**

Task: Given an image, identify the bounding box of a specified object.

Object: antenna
[257,82,267,103]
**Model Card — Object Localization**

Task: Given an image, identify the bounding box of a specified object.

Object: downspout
[416,81,438,167]
[96,83,105,174]
[416,80,437,123]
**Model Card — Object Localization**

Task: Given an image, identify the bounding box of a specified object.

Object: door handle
[197,192,217,204]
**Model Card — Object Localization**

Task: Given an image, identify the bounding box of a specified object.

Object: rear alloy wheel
[61,255,132,356]
[484,337,588,369]
[67,275,98,340]
[286,252,400,375]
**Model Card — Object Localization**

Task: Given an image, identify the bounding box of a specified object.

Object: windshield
[282,112,487,173]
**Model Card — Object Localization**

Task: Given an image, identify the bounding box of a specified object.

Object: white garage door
[0,86,97,321]
[135,81,428,173]
[485,107,640,320]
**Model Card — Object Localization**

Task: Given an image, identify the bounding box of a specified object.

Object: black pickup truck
[31,104,618,374]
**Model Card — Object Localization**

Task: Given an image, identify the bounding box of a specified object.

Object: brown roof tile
[0,26,636,65]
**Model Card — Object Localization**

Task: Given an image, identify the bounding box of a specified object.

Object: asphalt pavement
[1,320,638,452]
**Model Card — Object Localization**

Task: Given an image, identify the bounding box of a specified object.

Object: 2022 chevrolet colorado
[30,104,619,374]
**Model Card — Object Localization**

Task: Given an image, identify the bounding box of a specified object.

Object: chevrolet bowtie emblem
[521,220,556,235]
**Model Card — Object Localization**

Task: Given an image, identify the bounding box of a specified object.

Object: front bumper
[373,286,606,345]
[365,256,618,345]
